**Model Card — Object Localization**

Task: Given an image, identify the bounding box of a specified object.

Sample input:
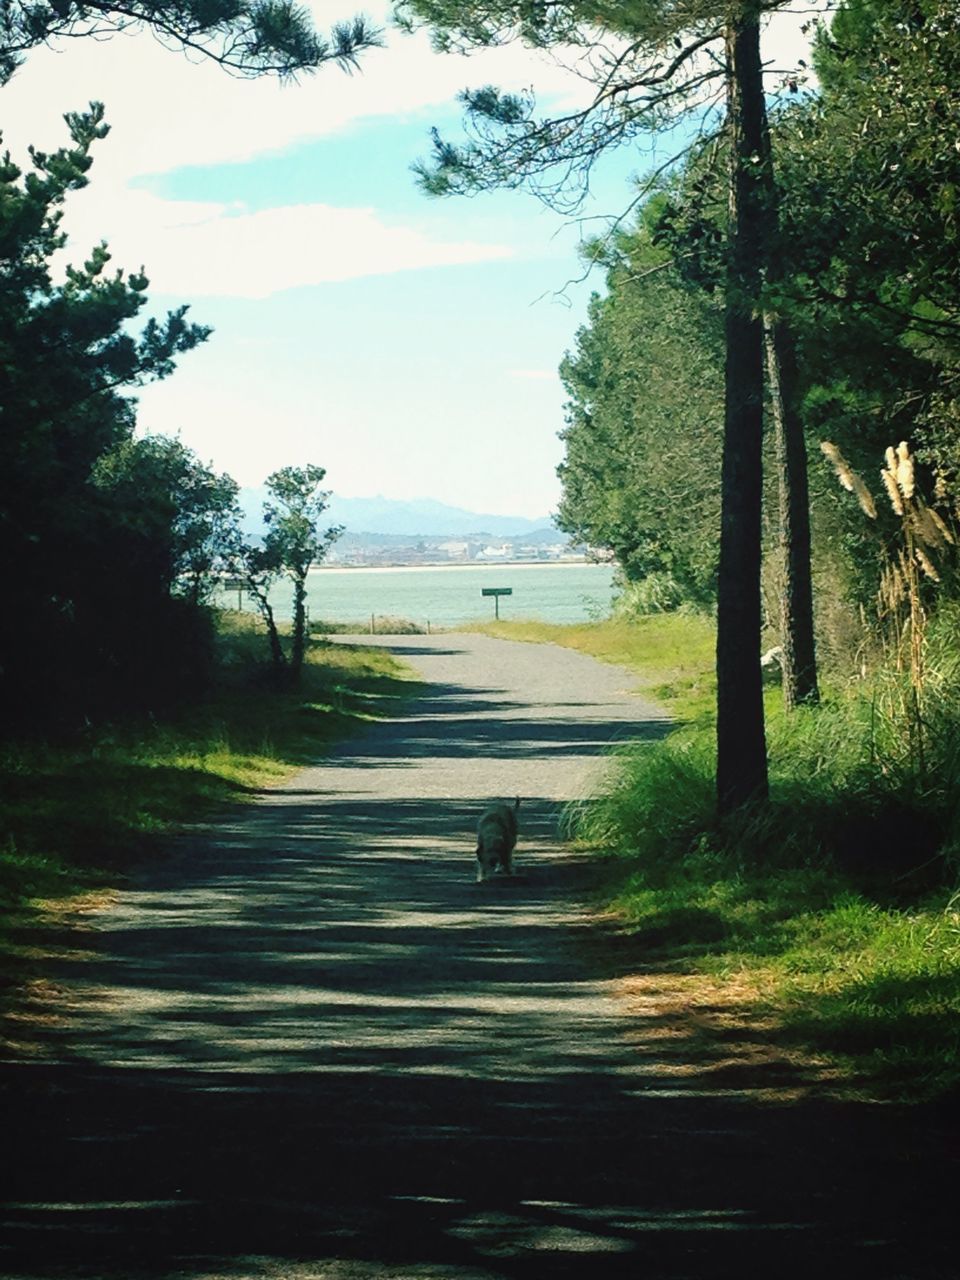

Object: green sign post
[222,576,246,610]
[481,586,513,619]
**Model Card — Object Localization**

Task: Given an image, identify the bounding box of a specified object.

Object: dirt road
[1,635,954,1278]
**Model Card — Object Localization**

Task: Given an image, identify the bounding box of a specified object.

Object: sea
[221,561,618,630]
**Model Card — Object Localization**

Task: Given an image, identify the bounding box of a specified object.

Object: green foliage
[0,0,381,84]
[556,210,723,602]
[0,107,213,722]
[398,0,742,211]
[810,0,960,324]
[613,572,690,616]
[259,464,342,583]
[92,435,242,604]
[773,0,960,503]
[241,465,343,678]
[576,623,960,881]
[568,0,960,656]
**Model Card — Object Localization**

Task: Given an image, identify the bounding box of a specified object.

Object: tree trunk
[291,571,308,679]
[249,586,287,673]
[716,7,769,812]
[764,316,820,708]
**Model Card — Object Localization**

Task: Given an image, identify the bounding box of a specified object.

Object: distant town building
[437,540,471,560]
[315,531,583,568]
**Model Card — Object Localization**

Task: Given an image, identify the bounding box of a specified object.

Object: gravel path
[1,635,954,1278]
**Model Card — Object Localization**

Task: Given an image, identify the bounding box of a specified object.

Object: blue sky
[3,3,816,517]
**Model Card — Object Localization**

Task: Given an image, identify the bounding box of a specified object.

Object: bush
[574,685,960,894]
[613,572,703,617]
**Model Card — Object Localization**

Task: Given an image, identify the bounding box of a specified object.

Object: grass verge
[482,612,960,1100]
[1,615,415,946]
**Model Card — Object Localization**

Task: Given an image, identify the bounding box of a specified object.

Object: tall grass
[492,609,960,1098]
[568,674,960,1098]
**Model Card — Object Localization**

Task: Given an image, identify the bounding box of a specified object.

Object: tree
[0,105,210,717]
[779,0,960,474]
[757,96,819,712]
[735,0,960,641]
[556,203,724,605]
[713,5,780,804]
[92,435,242,605]
[70,436,241,709]
[0,1,380,84]
[398,0,814,807]
[241,465,342,681]
[655,123,820,709]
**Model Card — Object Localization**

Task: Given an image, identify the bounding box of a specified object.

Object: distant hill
[238,488,556,539]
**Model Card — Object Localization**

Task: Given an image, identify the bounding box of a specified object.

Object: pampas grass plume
[880,561,906,610]
[929,508,955,545]
[896,441,916,499]
[913,505,945,550]
[853,475,877,519]
[882,467,905,516]
[916,547,940,582]
[821,440,856,493]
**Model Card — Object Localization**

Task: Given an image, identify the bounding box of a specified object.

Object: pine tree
[0,1,380,84]
[0,105,210,715]
[397,0,813,807]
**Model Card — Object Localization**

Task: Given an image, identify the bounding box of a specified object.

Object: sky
[2,2,817,518]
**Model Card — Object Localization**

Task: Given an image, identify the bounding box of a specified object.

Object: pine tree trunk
[716,7,769,812]
[764,316,820,709]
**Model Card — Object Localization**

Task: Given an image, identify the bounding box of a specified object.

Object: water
[222,561,617,629]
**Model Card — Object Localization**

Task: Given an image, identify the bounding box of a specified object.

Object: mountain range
[238,488,557,539]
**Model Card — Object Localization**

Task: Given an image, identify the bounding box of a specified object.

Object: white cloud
[2,8,580,296]
[509,369,557,381]
[1,1,824,304]
[57,184,511,296]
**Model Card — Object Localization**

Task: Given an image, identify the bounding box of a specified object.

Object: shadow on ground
[3,1053,957,1279]
[1,642,956,1278]
[4,789,955,1279]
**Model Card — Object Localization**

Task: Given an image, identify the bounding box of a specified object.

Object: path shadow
[2,787,957,1278]
[3,1055,956,1279]
[323,675,670,766]
[1,643,956,1278]
[356,643,471,657]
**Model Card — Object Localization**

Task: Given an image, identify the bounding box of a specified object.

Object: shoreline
[311,558,603,575]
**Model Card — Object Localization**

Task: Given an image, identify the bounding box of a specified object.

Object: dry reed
[821,439,957,776]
